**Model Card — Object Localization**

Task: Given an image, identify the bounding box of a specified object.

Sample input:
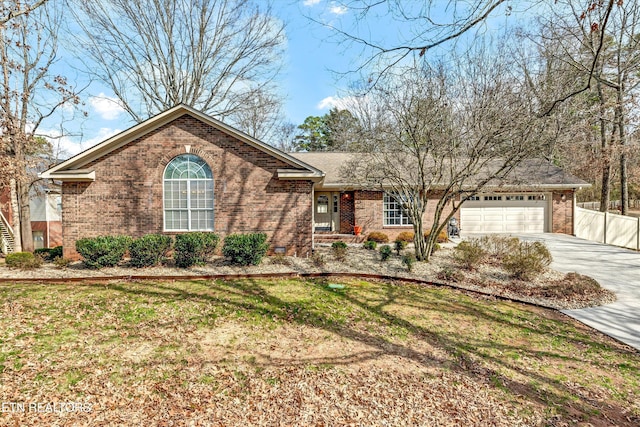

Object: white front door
[314,192,339,231]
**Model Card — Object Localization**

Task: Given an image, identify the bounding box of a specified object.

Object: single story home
[40,105,588,259]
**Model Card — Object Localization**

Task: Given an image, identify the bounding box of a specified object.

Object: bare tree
[343,49,553,261]
[310,1,617,115]
[0,0,80,252]
[0,0,48,25]
[71,0,286,127]
[528,1,640,213]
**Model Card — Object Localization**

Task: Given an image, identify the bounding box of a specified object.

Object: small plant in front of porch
[174,232,220,268]
[379,245,392,261]
[366,232,389,243]
[394,239,407,255]
[402,254,416,272]
[311,252,326,267]
[363,240,377,250]
[75,235,132,269]
[331,241,348,262]
[5,252,42,269]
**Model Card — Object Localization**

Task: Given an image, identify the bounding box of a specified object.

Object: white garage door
[460,194,548,234]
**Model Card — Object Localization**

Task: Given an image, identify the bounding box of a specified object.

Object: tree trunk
[617,86,628,215]
[17,178,33,252]
[9,179,22,252]
[597,81,611,212]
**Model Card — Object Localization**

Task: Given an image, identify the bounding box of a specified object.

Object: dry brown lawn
[1,278,638,426]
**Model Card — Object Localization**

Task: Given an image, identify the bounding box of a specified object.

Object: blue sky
[45,0,516,157]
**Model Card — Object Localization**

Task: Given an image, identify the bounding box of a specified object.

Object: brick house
[290,153,588,243]
[40,105,588,259]
[1,186,62,254]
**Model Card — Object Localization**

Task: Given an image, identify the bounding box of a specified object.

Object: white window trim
[163,155,214,232]
[383,193,413,227]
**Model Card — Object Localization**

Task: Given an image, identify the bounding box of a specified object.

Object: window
[505,195,524,201]
[163,154,214,231]
[467,195,480,201]
[317,195,329,213]
[383,193,412,226]
[484,195,503,201]
[528,194,546,201]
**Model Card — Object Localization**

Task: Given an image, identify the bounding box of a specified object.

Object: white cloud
[303,0,321,6]
[42,127,122,159]
[89,93,125,120]
[329,3,347,15]
[317,95,355,111]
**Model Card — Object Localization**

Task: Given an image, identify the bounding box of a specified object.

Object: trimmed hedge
[34,246,63,262]
[174,232,219,268]
[75,236,132,269]
[222,233,269,266]
[5,252,42,269]
[129,234,173,267]
[366,232,389,243]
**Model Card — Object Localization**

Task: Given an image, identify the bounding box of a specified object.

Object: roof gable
[41,104,323,181]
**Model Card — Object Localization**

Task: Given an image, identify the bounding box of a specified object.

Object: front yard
[1,278,638,425]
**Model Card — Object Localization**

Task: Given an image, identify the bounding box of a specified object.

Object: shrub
[222,233,269,266]
[394,239,408,255]
[311,252,326,267]
[503,241,552,280]
[363,240,377,250]
[129,234,173,267]
[453,239,487,270]
[366,232,389,243]
[174,232,220,268]
[436,267,463,282]
[395,231,414,243]
[34,246,63,262]
[75,235,132,269]
[270,254,292,266]
[379,245,392,261]
[331,241,348,262]
[402,254,416,272]
[5,252,42,269]
[53,257,72,269]
[479,235,520,260]
[425,228,449,243]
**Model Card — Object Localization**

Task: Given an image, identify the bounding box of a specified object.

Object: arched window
[163,154,214,231]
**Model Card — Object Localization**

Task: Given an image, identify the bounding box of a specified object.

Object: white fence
[575,207,640,250]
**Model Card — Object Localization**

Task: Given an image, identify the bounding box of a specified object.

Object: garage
[460,193,549,234]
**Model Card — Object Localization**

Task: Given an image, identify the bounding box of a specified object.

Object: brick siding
[62,115,314,259]
[552,190,574,234]
[351,190,458,242]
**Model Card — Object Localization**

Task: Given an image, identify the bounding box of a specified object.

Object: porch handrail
[0,210,14,237]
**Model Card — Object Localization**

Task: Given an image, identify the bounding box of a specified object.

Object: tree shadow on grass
[71,278,639,425]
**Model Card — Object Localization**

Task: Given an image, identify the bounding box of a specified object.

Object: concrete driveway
[518,233,640,351]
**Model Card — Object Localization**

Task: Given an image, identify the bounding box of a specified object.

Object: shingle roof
[289,152,590,190]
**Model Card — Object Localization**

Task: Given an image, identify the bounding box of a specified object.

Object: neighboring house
[40,105,588,260]
[0,186,62,255]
